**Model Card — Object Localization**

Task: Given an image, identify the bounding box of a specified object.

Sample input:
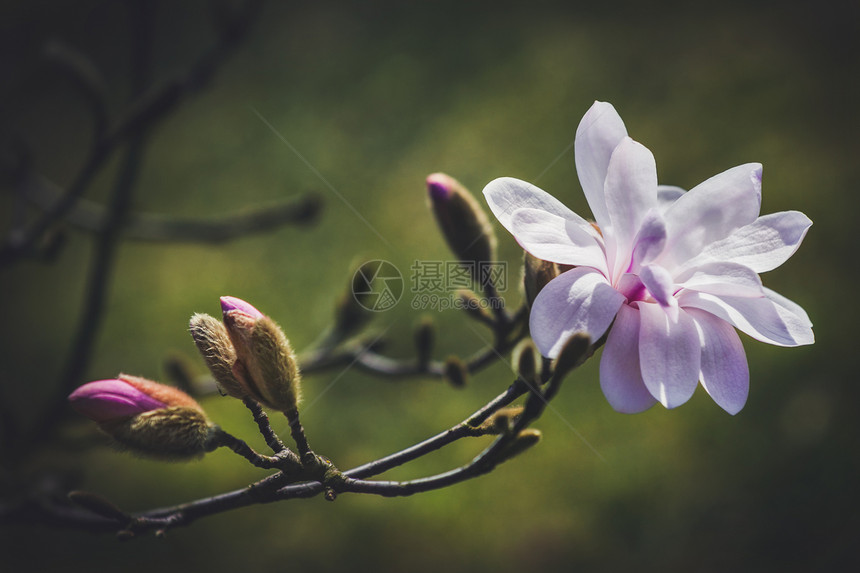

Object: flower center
[616,273,649,304]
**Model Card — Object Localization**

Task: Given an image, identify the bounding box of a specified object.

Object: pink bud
[220,296,264,320]
[69,379,167,422]
[426,173,456,202]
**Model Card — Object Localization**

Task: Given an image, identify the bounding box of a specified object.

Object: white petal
[638,303,701,409]
[764,287,814,329]
[639,264,678,319]
[661,163,763,267]
[509,208,608,275]
[482,177,594,237]
[677,290,813,347]
[575,101,628,230]
[603,138,659,280]
[675,261,764,298]
[688,309,749,415]
[657,185,685,210]
[629,209,667,271]
[529,267,626,358]
[599,304,657,413]
[695,211,812,273]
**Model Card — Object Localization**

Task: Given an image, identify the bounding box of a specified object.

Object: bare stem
[242,398,288,454]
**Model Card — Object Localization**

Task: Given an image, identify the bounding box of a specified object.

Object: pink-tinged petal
[629,210,667,271]
[695,211,812,273]
[69,379,167,422]
[509,208,608,275]
[638,303,701,409]
[482,177,597,240]
[677,290,813,347]
[599,305,657,413]
[687,309,749,415]
[603,138,659,280]
[675,261,764,298]
[639,264,678,319]
[220,296,264,319]
[529,267,626,358]
[575,101,628,230]
[661,163,763,267]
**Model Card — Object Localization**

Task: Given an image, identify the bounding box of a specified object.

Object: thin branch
[299,304,528,379]
[345,379,526,480]
[16,173,322,242]
[242,398,289,454]
[0,0,263,266]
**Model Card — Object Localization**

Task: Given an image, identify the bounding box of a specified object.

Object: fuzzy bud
[512,339,540,384]
[68,375,214,461]
[551,332,591,381]
[498,428,542,463]
[220,296,302,414]
[479,406,525,434]
[454,289,494,323]
[189,312,245,399]
[443,355,468,388]
[427,173,497,281]
[413,317,435,370]
[523,252,561,309]
[330,264,373,340]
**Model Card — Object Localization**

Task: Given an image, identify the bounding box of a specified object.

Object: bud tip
[68,379,167,423]
[426,172,455,201]
[220,296,264,319]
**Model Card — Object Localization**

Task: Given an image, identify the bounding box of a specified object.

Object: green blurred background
[1,0,857,571]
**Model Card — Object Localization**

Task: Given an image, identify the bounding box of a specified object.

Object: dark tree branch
[15,173,321,242]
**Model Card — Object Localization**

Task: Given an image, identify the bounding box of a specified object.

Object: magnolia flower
[483,101,813,414]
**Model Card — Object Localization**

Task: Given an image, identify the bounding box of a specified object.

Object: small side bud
[413,317,435,370]
[221,296,302,414]
[523,252,561,309]
[512,340,540,384]
[189,313,245,399]
[497,429,542,463]
[479,406,525,434]
[427,173,497,281]
[443,356,468,388]
[454,289,494,323]
[330,265,373,341]
[551,333,591,381]
[68,375,215,461]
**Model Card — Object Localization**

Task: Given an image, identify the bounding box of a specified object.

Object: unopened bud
[523,252,561,309]
[479,406,525,434]
[443,355,468,388]
[512,340,540,384]
[454,289,494,323]
[414,317,435,370]
[498,428,542,463]
[331,264,373,340]
[427,173,497,281]
[189,313,244,399]
[551,333,591,380]
[221,296,302,414]
[68,375,214,461]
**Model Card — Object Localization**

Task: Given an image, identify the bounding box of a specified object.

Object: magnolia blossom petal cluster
[484,101,813,414]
